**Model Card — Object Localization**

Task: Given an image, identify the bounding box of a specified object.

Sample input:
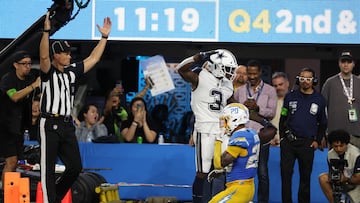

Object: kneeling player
[209,103,260,203]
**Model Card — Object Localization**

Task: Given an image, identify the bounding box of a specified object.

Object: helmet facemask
[220,103,249,134]
[224,65,237,81]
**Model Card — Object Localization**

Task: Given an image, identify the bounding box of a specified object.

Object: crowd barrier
[24,141,329,202]
[77,142,329,202]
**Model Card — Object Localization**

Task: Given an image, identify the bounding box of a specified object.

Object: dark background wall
[1,39,359,96]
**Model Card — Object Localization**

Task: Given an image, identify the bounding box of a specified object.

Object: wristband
[101,35,108,39]
[175,56,195,70]
[132,121,139,127]
[43,29,51,33]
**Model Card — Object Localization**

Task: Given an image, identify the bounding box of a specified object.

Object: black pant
[39,117,82,203]
[280,138,314,203]
[257,143,270,203]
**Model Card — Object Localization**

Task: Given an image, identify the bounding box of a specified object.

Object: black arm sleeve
[316,124,327,143]
[279,115,287,139]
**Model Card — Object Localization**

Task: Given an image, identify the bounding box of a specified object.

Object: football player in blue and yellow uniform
[209,103,260,203]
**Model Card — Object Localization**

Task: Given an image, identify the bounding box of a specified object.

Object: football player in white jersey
[176,49,238,203]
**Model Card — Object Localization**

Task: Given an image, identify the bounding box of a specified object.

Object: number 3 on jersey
[209,89,223,111]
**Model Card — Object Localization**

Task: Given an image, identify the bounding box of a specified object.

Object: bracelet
[132,121,139,127]
[43,29,51,33]
[101,35,108,39]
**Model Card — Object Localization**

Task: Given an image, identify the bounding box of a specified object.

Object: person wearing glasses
[322,50,360,149]
[0,50,40,186]
[279,67,327,203]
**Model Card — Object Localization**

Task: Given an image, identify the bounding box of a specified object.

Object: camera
[329,159,349,202]
[329,159,348,182]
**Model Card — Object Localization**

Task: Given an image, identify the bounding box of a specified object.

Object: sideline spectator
[233,64,247,92]
[233,59,277,203]
[0,50,40,186]
[38,12,111,202]
[102,86,128,142]
[75,104,108,142]
[101,77,151,142]
[322,50,360,149]
[121,97,158,143]
[271,72,289,146]
[279,68,327,203]
[29,95,41,141]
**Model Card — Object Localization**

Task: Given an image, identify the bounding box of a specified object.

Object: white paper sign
[140,55,175,96]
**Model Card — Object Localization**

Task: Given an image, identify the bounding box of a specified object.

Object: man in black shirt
[279,68,327,203]
[0,51,39,186]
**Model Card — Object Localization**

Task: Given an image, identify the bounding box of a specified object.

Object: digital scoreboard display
[1,0,359,44]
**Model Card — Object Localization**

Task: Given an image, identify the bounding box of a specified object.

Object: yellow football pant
[209,178,255,203]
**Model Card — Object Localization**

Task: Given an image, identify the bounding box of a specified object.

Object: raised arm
[176,53,202,90]
[134,77,151,98]
[39,12,52,73]
[83,17,112,73]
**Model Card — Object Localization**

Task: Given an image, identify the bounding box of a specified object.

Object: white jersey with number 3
[191,69,233,134]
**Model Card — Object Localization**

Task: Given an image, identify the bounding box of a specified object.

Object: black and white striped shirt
[40,62,84,116]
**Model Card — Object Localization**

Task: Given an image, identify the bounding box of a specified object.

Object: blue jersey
[226,128,260,183]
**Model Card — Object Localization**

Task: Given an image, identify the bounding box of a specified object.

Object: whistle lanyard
[246,81,264,101]
[339,73,354,105]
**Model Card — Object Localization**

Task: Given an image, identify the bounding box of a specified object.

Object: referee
[39,12,111,203]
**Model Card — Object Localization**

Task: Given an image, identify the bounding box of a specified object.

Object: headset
[295,67,318,86]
